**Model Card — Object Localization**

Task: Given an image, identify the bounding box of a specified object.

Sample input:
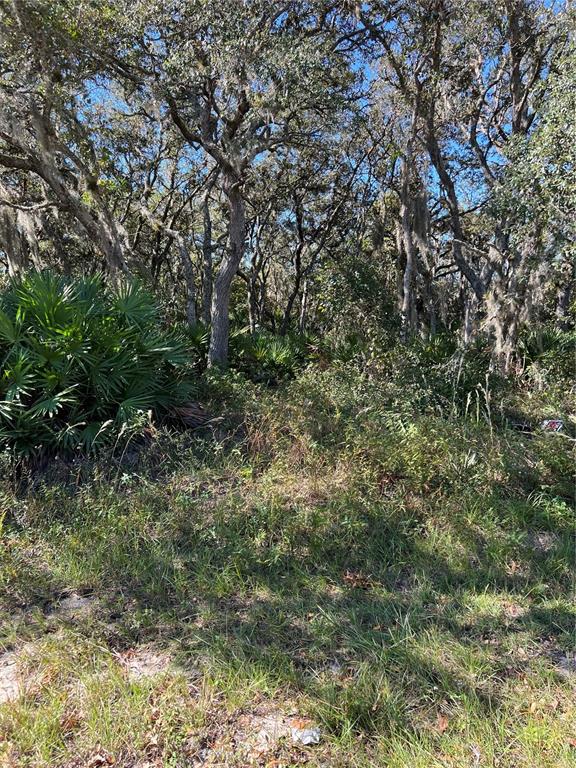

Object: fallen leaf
[290,717,312,729]
[60,709,81,733]
[436,713,449,733]
[343,570,372,589]
[87,754,115,768]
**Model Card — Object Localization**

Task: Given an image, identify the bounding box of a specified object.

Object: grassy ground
[0,365,574,767]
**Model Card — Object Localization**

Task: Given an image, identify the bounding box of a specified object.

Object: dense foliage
[0,272,192,456]
[0,1,572,370]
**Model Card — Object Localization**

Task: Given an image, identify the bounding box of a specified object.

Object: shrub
[0,271,193,457]
[519,326,576,382]
[229,329,309,382]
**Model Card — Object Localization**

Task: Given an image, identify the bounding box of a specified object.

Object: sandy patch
[52,593,97,617]
[118,647,172,681]
[187,704,321,765]
[0,651,20,704]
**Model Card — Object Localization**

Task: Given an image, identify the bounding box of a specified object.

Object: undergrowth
[0,363,574,767]
[0,271,194,458]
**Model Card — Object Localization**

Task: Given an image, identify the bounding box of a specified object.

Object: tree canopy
[0,0,573,369]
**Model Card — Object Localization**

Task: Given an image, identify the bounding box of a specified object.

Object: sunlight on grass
[1,369,574,766]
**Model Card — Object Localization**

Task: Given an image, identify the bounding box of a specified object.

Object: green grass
[0,366,574,767]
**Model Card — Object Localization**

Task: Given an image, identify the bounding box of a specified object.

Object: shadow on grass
[1,415,574,745]
[6,472,567,739]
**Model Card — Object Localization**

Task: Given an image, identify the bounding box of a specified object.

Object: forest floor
[0,366,574,767]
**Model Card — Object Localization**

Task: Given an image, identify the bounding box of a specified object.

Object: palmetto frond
[28,386,79,417]
[112,281,158,327]
[0,271,195,457]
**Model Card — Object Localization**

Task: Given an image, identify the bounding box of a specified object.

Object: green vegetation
[1,363,574,767]
[0,272,192,457]
[0,2,574,766]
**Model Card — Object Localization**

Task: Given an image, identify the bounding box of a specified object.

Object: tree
[358,0,567,366]
[0,1,132,273]
[493,41,576,333]
[0,0,570,365]
[120,0,357,365]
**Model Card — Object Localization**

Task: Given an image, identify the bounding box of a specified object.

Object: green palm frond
[0,309,22,345]
[0,399,22,421]
[1,350,36,401]
[112,281,157,327]
[0,271,195,457]
[29,385,79,417]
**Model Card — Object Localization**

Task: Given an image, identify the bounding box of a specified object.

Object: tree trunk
[97,216,130,275]
[280,266,303,336]
[0,207,31,276]
[34,120,131,276]
[178,240,197,327]
[201,185,214,326]
[556,278,573,331]
[395,221,406,317]
[398,158,417,343]
[247,272,258,334]
[208,176,245,367]
[280,218,306,335]
[299,279,308,333]
[463,293,476,345]
[425,130,485,302]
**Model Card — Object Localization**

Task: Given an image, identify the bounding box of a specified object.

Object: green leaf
[0,309,20,344]
[29,385,79,417]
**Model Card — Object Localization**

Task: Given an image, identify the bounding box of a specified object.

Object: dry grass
[0,367,574,767]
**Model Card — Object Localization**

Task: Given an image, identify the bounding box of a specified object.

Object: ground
[0,366,574,767]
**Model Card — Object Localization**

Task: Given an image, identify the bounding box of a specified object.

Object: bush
[229,328,310,382]
[519,326,576,382]
[0,271,193,457]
